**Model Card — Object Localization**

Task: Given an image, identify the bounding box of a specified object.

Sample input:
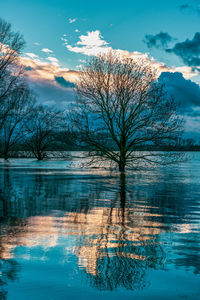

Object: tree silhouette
[73,51,183,171]
[0,18,25,130]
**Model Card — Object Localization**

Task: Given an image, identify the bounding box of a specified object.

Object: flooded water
[0,153,200,299]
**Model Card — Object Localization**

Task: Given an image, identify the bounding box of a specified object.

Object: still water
[0,153,200,299]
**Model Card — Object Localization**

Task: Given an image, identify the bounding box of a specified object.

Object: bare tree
[0,18,24,70]
[24,105,64,160]
[0,82,35,160]
[73,52,183,171]
[0,18,25,128]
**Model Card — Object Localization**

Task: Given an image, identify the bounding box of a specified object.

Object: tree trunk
[119,172,126,225]
[37,151,43,161]
[4,149,9,160]
[119,163,125,172]
[119,172,126,205]
[119,149,126,172]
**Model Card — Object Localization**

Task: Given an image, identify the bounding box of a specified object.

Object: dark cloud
[144,32,176,49]
[54,76,76,88]
[166,33,200,68]
[159,72,200,136]
[179,2,200,15]
[25,66,34,71]
[179,4,191,10]
[158,72,200,115]
[28,79,75,109]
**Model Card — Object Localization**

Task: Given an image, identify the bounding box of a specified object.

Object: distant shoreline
[0,149,200,160]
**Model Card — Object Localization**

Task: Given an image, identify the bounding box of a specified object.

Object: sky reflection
[0,157,200,298]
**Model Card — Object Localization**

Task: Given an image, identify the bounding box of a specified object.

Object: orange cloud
[21,56,78,85]
[65,30,198,80]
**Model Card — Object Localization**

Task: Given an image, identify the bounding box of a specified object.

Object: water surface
[0,154,200,299]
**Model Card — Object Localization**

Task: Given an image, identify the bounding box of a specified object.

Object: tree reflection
[0,259,19,299]
[74,173,165,290]
[0,218,23,299]
[0,166,75,218]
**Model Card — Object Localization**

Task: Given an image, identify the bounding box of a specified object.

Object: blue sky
[1,0,200,69]
[1,0,200,136]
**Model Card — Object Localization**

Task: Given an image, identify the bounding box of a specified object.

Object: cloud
[77,31,108,47]
[69,18,76,23]
[25,52,39,59]
[166,32,200,68]
[144,32,176,49]
[20,57,78,108]
[20,46,200,134]
[61,35,68,45]
[29,79,75,108]
[65,29,197,80]
[46,56,59,66]
[159,71,200,134]
[184,115,200,134]
[17,30,200,122]
[41,48,53,53]
[179,4,191,10]
[21,53,199,113]
[171,66,199,79]
[21,56,78,84]
[159,72,200,112]
[22,32,198,100]
[54,76,75,88]
[66,30,111,56]
[25,66,34,71]
[66,30,157,61]
[179,3,200,15]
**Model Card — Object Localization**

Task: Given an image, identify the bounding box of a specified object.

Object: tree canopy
[73,52,183,171]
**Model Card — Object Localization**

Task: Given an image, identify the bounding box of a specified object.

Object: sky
[1,0,200,137]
